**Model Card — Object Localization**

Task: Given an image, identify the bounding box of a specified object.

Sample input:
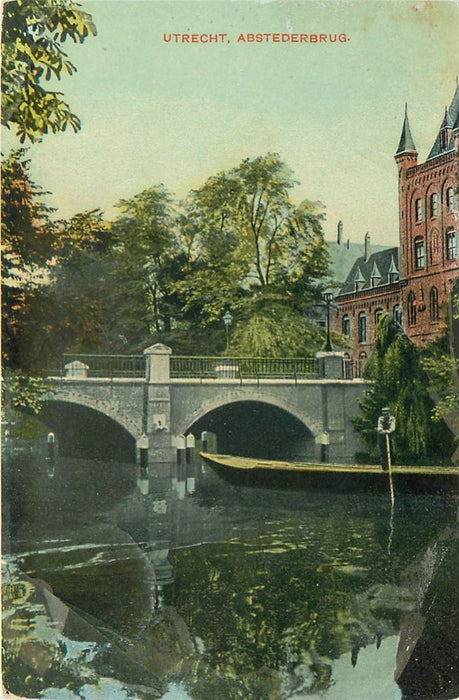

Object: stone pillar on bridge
[143,344,174,464]
[316,351,346,380]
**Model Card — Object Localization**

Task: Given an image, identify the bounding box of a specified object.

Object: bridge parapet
[53,349,357,382]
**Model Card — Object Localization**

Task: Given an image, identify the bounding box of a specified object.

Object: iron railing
[51,353,321,380]
[170,356,318,380]
[343,358,365,379]
[60,354,145,378]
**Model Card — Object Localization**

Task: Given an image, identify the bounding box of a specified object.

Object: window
[408,292,416,326]
[430,193,439,217]
[446,230,457,260]
[358,352,368,376]
[358,313,367,343]
[415,198,423,223]
[342,316,350,337]
[414,237,425,269]
[447,187,456,211]
[430,287,439,322]
[430,230,439,257]
[375,309,384,325]
[393,305,403,327]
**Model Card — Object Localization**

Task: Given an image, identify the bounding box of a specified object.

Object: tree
[16,209,116,370]
[1,149,54,368]
[107,186,180,351]
[175,154,331,355]
[353,314,454,465]
[2,0,96,143]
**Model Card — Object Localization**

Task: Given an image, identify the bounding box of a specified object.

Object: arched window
[407,292,416,326]
[415,198,423,223]
[446,229,457,260]
[393,305,403,327]
[342,315,350,337]
[358,312,367,343]
[358,352,368,377]
[446,187,456,211]
[430,230,439,257]
[374,308,384,325]
[430,287,439,322]
[414,237,425,269]
[430,193,439,217]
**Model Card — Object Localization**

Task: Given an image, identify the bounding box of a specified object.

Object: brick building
[334,84,459,366]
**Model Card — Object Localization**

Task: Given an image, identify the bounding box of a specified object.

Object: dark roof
[427,84,459,160]
[337,247,400,296]
[395,105,417,155]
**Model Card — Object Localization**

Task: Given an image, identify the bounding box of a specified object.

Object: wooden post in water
[386,432,395,507]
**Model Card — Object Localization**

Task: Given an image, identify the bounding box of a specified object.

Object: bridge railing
[59,354,145,378]
[170,356,318,380]
[51,353,320,380]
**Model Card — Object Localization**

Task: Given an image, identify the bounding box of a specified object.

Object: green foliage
[108,186,180,348]
[421,337,459,422]
[2,0,96,143]
[173,153,330,354]
[229,303,325,357]
[2,370,53,414]
[1,149,55,368]
[353,314,454,465]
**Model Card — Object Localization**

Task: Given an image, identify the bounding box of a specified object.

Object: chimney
[364,232,370,262]
[346,239,350,250]
[337,220,343,245]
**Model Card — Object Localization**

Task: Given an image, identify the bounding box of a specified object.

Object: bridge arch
[180,390,322,438]
[44,389,142,442]
[42,392,141,462]
[179,390,322,461]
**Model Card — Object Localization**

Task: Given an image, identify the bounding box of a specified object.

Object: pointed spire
[388,255,399,276]
[395,104,417,155]
[354,267,365,291]
[441,106,453,129]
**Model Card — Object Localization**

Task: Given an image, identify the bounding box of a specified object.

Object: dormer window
[430,193,439,217]
[354,267,365,291]
[388,255,399,283]
[370,261,382,288]
[414,237,425,269]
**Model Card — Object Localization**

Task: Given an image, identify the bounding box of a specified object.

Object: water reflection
[2,451,458,699]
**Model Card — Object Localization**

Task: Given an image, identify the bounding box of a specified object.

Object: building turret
[427,83,459,159]
[395,104,418,171]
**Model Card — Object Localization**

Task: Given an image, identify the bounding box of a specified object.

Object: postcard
[2,1,458,698]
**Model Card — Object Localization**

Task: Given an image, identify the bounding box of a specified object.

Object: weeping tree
[353,314,454,465]
[174,153,331,356]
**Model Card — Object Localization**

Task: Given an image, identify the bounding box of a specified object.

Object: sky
[2,0,458,245]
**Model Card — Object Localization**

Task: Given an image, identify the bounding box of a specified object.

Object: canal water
[2,451,458,699]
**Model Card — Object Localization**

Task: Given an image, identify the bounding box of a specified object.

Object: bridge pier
[143,343,175,464]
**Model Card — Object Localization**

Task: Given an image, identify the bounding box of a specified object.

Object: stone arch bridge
[45,345,367,465]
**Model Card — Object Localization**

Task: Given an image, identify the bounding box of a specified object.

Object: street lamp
[223,310,233,354]
[323,291,334,352]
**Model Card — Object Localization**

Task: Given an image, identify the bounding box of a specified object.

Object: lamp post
[323,291,334,352]
[223,310,233,354]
